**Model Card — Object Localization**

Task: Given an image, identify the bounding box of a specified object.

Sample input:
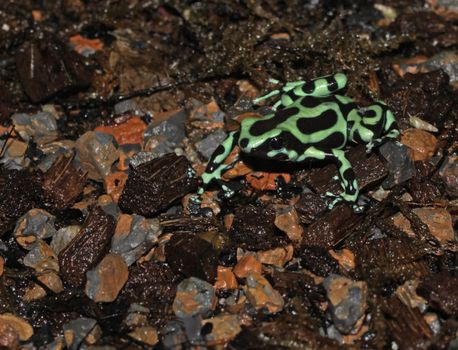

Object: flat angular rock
[111,214,162,266]
[0,314,33,342]
[202,314,241,346]
[119,153,198,216]
[85,253,129,302]
[173,277,216,318]
[379,141,416,189]
[245,272,284,314]
[438,155,458,196]
[322,275,367,334]
[14,209,56,249]
[11,112,58,144]
[63,318,100,350]
[59,206,115,287]
[15,38,92,103]
[75,131,119,181]
[42,153,86,210]
[23,240,59,273]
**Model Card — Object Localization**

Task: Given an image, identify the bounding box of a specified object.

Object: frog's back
[275,95,357,150]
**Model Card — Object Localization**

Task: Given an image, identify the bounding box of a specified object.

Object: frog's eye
[269,137,283,150]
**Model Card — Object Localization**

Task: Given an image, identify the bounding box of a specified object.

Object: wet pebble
[75,131,119,181]
[128,326,158,346]
[14,209,57,249]
[195,129,227,160]
[23,240,59,273]
[214,266,238,290]
[202,314,241,346]
[393,207,454,245]
[401,129,438,161]
[95,116,147,145]
[85,253,129,302]
[0,313,33,341]
[173,277,217,318]
[11,111,58,144]
[50,225,80,255]
[274,205,304,241]
[379,141,416,188]
[322,275,368,334]
[104,171,128,203]
[144,109,186,155]
[111,214,162,266]
[63,318,100,350]
[0,139,29,169]
[255,245,294,268]
[233,255,262,278]
[37,140,75,172]
[0,321,19,350]
[438,155,458,196]
[245,272,284,313]
[329,249,356,271]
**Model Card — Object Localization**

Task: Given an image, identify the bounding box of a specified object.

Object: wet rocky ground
[0,0,457,349]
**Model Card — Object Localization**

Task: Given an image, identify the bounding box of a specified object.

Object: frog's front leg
[300,147,360,211]
[197,131,240,197]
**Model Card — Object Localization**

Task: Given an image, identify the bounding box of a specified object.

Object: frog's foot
[322,192,364,212]
[221,183,235,198]
[352,203,365,213]
[322,191,343,209]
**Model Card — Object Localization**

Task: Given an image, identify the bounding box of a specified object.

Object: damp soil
[0,1,457,349]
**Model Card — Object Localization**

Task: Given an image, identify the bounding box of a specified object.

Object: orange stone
[246,172,291,191]
[69,34,104,54]
[401,129,437,161]
[256,245,294,268]
[214,266,238,290]
[95,117,147,145]
[233,255,262,278]
[104,172,128,203]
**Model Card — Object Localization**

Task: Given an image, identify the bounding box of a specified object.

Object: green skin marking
[196,73,399,211]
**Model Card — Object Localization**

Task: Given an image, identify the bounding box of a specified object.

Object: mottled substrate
[0,0,457,349]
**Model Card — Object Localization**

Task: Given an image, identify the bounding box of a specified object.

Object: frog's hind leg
[197,131,240,197]
[355,102,400,153]
[300,147,360,211]
[253,73,348,110]
[277,73,348,109]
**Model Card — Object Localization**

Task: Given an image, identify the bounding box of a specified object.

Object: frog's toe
[352,204,365,213]
[365,142,375,153]
[189,194,203,204]
[221,184,236,198]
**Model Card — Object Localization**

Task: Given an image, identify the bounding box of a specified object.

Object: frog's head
[238,117,300,162]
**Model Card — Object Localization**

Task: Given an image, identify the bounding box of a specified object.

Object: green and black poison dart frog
[196,73,399,211]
